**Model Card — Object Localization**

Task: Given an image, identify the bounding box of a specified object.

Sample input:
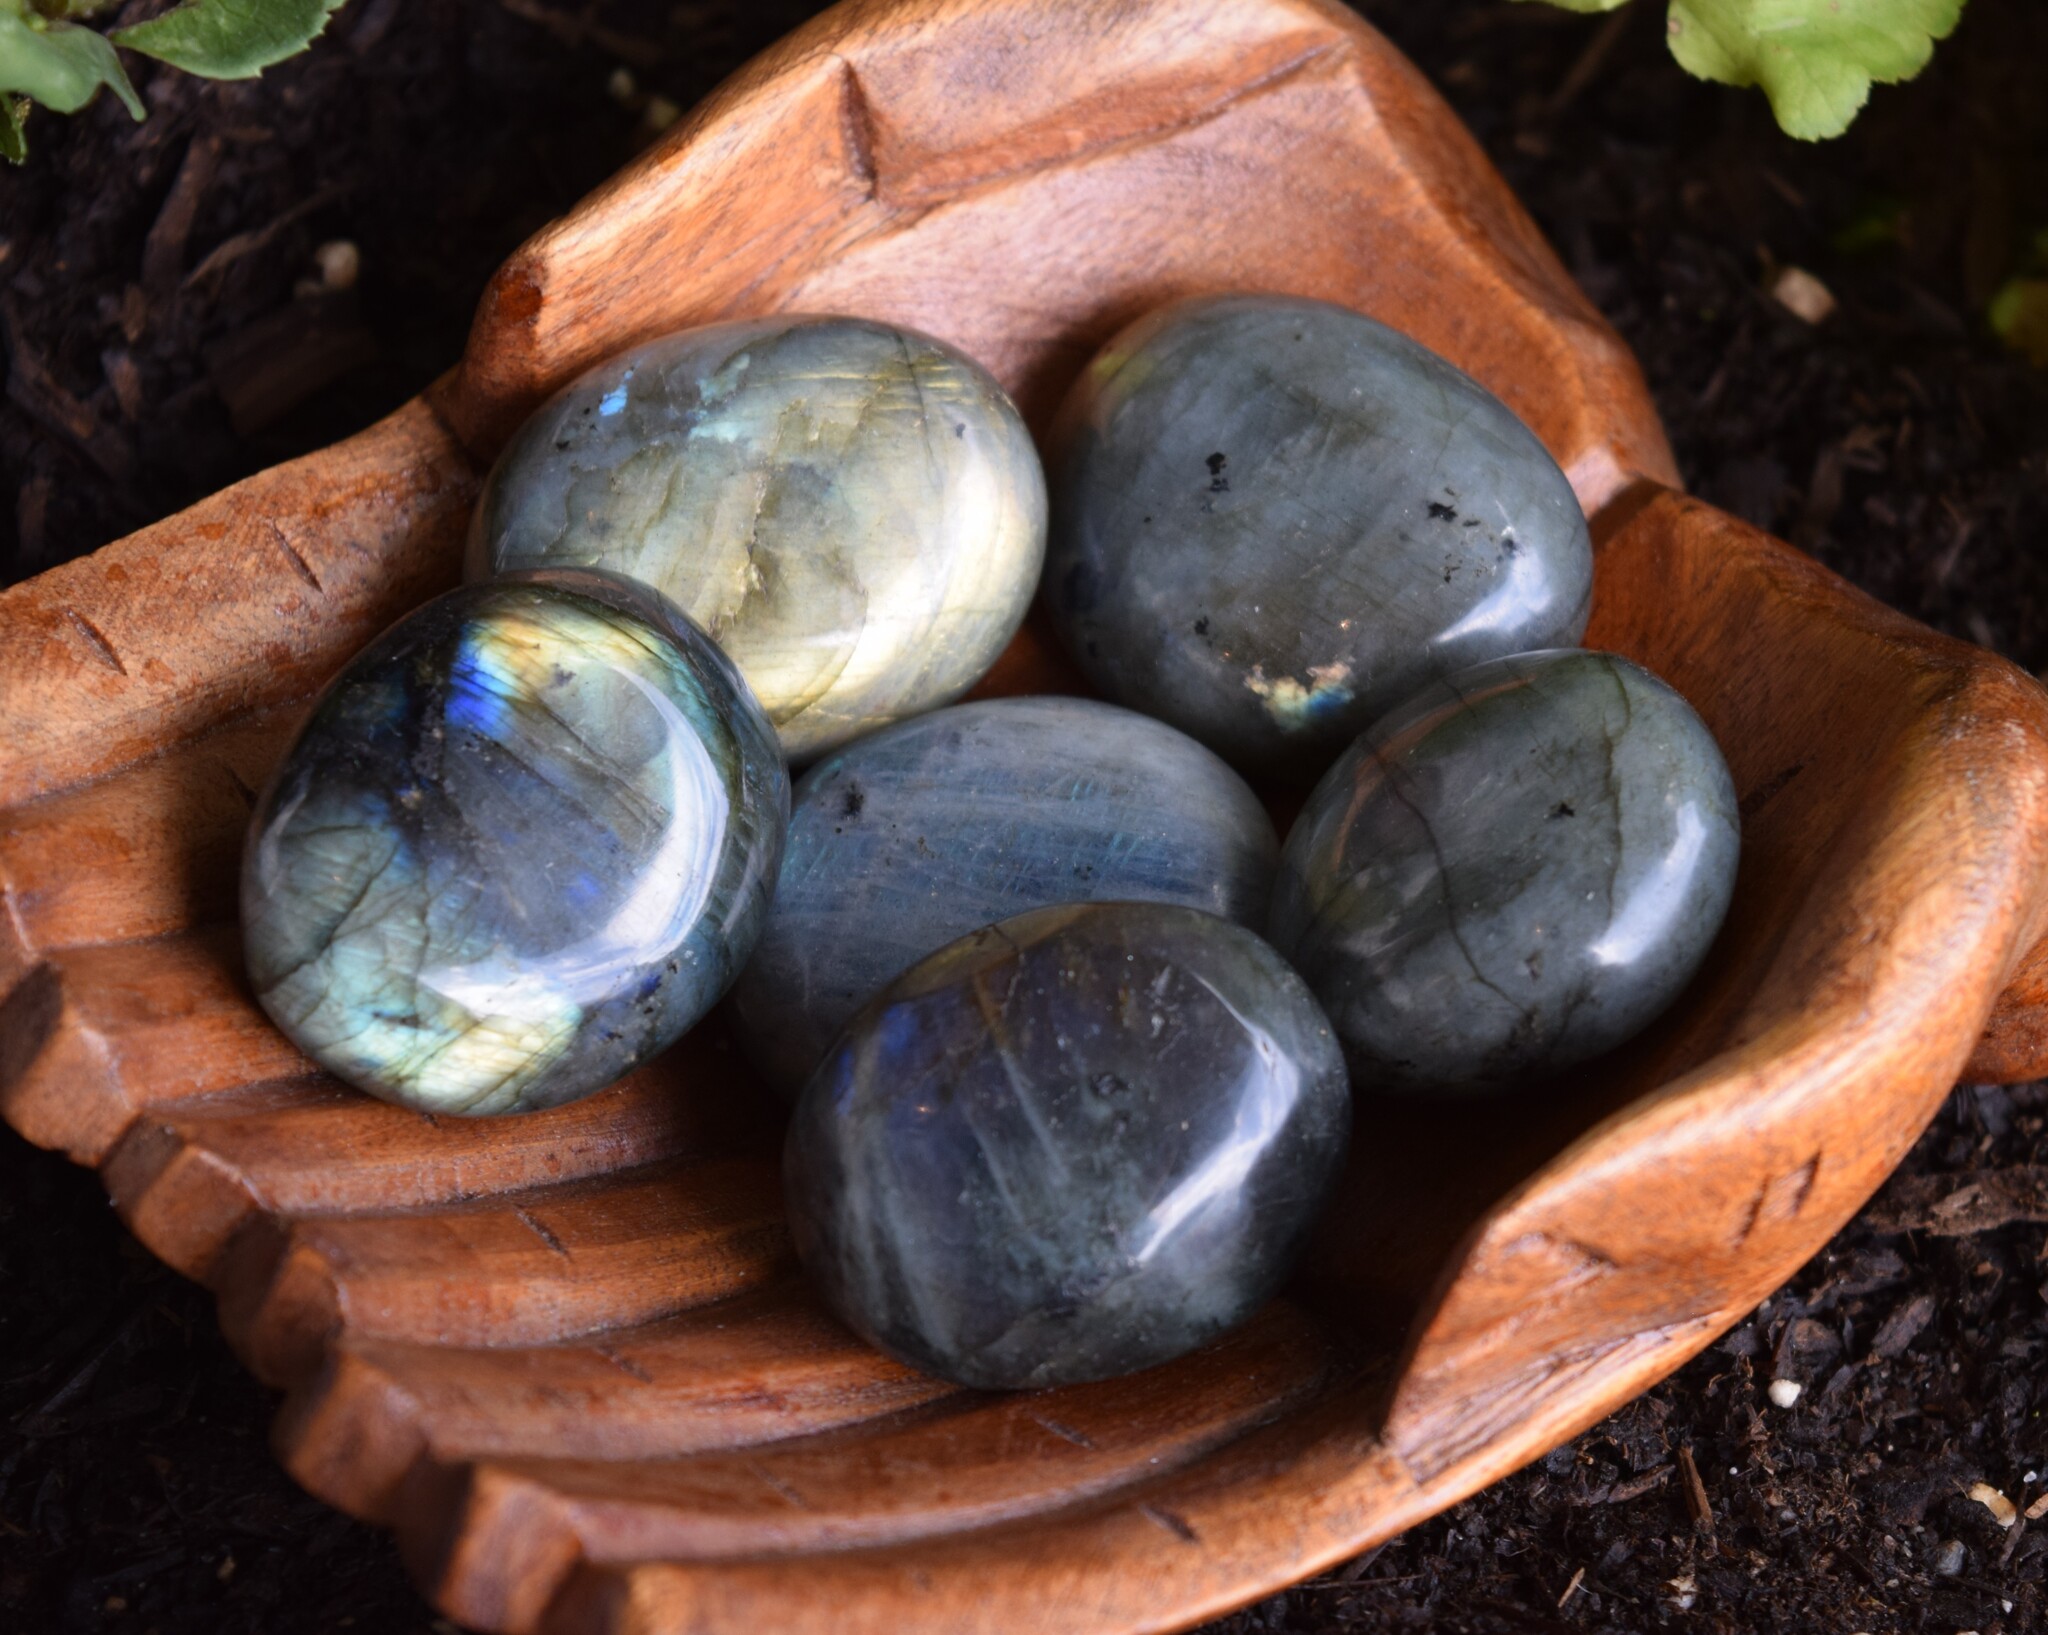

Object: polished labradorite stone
[1045,294,1594,777]
[241,571,789,1116]
[469,315,1047,762]
[785,901,1350,1389]
[728,695,1278,1097]
[1270,649,1740,1093]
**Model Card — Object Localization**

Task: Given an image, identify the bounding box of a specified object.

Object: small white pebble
[607,66,637,103]
[1771,266,1836,325]
[313,239,359,292]
[644,94,682,132]
[1768,1378,1802,1408]
[1967,1482,2017,1527]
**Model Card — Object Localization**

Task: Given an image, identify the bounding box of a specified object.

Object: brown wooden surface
[1967,930,2048,1081]
[5,1,2048,1633]
[0,397,477,810]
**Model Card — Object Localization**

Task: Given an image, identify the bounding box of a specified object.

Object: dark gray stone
[1269,648,1740,1092]
[728,695,1278,1097]
[469,315,1046,761]
[1045,294,1594,777]
[784,902,1351,1389]
[241,571,789,1116]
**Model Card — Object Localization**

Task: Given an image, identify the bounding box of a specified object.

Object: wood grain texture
[0,930,320,1164]
[441,0,1675,514]
[1967,931,2048,1082]
[275,1282,952,1523]
[216,1156,792,1388]
[0,396,477,808]
[5,2,2048,1633]
[101,1066,725,1282]
[0,705,305,951]
[399,1301,1330,1632]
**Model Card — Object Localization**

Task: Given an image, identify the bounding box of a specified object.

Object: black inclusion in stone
[240,572,789,1117]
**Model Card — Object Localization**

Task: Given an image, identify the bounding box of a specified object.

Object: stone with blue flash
[240,570,789,1116]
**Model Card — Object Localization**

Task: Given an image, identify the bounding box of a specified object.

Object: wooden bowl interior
[430,0,1986,1375]
[430,0,1696,1363]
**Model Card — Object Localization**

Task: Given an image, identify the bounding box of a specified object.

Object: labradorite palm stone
[784,902,1350,1389]
[1270,649,1740,1093]
[241,572,789,1116]
[1045,294,1594,776]
[728,696,1278,1098]
[468,315,1047,761]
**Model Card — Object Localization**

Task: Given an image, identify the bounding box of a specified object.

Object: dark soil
[0,0,827,582]
[4,1,2048,1632]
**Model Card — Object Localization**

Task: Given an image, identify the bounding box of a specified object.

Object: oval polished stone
[1269,649,1740,1093]
[469,315,1047,761]
[785,902,1351,1389]
[728,696,1279,1097]
[1044,294,1594,777]
[241,571,789,1116]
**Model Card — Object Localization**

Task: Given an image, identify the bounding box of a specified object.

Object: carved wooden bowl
[7,1,2048,1631]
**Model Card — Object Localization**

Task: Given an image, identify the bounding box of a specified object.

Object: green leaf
[0,8,143,117]
[113,0,346,81]
[32,0,126,20]
[1,92,26,161]
[1666,0,1968,140]
[1990,279,2048,369]
[1830,195,1909,254]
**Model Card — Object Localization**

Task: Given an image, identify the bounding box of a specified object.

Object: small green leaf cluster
[0,0,346,161]
[1990,231,2048,369]
[1521,0,1968,140]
